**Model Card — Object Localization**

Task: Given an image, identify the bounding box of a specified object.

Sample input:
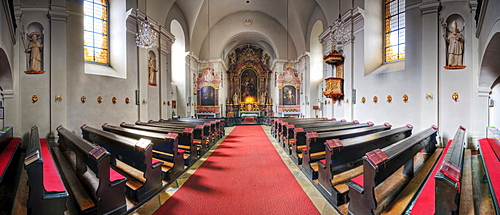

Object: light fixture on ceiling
[330,0,352,53]
[135,0,158,48]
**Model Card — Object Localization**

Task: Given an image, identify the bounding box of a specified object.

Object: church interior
[1,0,500,214]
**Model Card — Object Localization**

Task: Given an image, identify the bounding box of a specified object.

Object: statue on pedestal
[445,21,464,67]
[233,92,239,105]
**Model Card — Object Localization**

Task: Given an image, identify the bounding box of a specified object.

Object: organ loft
[0,0,499,214]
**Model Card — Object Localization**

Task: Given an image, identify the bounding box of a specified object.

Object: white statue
[445,21,464,66]
[26,33,43,71]
[260,92,266,105]
[233,92,239,105]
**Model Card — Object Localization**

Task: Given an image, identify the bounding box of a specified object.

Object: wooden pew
[120,122,202,163]
[478,127,500,214]
[272,118,328,138]
[24,126,68,215]
[317,125,413,206]
[55,125,127,214]
[137,120,211,149]
[282,120,356,148]
[290,121,370,159]
[103,123,192,168]
[407,126,469,215]
[300,124,392,179]
[346,126,438,215]
[81,125,166,202]
[154,119,219,143]
[0,126,21,183]
[173,118,225,138]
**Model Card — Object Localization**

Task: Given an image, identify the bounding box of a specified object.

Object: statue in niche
[148,57,158,85]
[25,32,43,72]
[233,92,239,105]
[445,21,464,67]
[260,92,267,105]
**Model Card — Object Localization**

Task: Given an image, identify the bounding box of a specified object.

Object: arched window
[384,0,405,62]
[84,0,109,64]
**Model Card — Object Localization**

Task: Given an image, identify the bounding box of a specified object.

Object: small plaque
[136,138,152,150]
[439,160,461,187]
[89,146,106,159]
[24,150,40,166]
[183,128,194,133]
[366,149,388,166]
[326,139,343,151]
[295,128,305,132]
[165,133,179,140]
[306,132,319,139]
[195,125,204,129]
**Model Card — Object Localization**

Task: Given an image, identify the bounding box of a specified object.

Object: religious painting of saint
[200,86,215,106]
[240,70,257,103]
[172,100,176,109]
[283,86,296,105]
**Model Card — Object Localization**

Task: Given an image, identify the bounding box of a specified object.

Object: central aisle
[153,125,320,215]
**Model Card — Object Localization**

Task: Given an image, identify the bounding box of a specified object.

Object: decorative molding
[1,90,15,99]
[420,2,441,15]
[48,5,69,21]
[477,87,491,97]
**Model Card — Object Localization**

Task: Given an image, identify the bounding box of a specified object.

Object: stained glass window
[84,0,109,64]
[384,0,405,62]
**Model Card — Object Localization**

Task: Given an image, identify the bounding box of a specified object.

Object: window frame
[384,0,405,63]
[84,0,110,65]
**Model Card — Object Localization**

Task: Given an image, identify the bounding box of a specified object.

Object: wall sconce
[373,96,378,103]
[163,101,166,105]
[81,96,86,103]
[112,97,117,104]
[345,99,349,103]
[167,101,170,106]
[361,97,366,103]
[55,95,62,102]
[125,97,130,104]
[402,94,409,103]
[452,92,459,101]
[142,99,147,104]
[387,95,392,103]
[97,96,103,104]
[426,93,433,101]
[32,95,38,103]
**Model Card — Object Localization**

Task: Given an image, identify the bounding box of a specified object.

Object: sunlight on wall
[310,21,323,83]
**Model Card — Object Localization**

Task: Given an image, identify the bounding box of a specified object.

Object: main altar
[225,45,273,119]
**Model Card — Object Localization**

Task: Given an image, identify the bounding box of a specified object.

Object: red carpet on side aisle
[153,125,320,215]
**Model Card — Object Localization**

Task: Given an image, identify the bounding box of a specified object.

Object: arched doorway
[0,48,13,128]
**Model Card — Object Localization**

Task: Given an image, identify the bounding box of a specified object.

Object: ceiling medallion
[244,17,253,25]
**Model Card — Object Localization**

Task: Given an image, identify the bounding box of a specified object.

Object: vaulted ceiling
[143,0,348,61]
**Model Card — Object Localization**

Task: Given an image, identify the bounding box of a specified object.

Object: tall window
[384,0,405,62]
[84,0,109,64]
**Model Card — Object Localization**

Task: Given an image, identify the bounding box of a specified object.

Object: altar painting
[282,86,297,105]
[200,86,215,106]
[240,69,257,103]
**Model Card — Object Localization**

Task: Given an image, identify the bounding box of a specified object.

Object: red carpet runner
[154,125,320,215]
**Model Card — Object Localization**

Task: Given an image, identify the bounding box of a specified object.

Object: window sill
[85,63,126,79]
[368,60,405,76]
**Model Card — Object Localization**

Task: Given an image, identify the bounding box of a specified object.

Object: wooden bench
[272,118,328,139]
[477,127,500,214]
[173,118,225,138]
[103,123,189,170]
[290,121,370,161]
[346,126,438,215]
[282,120,357,149]
[55,125,128,214]
[0,126,21,183]
[154,119,219,143]
[24,126,68,215]
[407,126,469,215]
[121,122,203,163]
[136,121,208,155]
[81,125,165,202]
[317,125,413,206]
[300,124,392,179]
[278,119,345,144]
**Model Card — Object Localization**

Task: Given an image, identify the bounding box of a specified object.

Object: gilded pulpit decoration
[441,16,466,69]
[323,50,344,100]
[25,32,45,74]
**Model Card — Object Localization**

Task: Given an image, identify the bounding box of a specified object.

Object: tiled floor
[132,125,338,215]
